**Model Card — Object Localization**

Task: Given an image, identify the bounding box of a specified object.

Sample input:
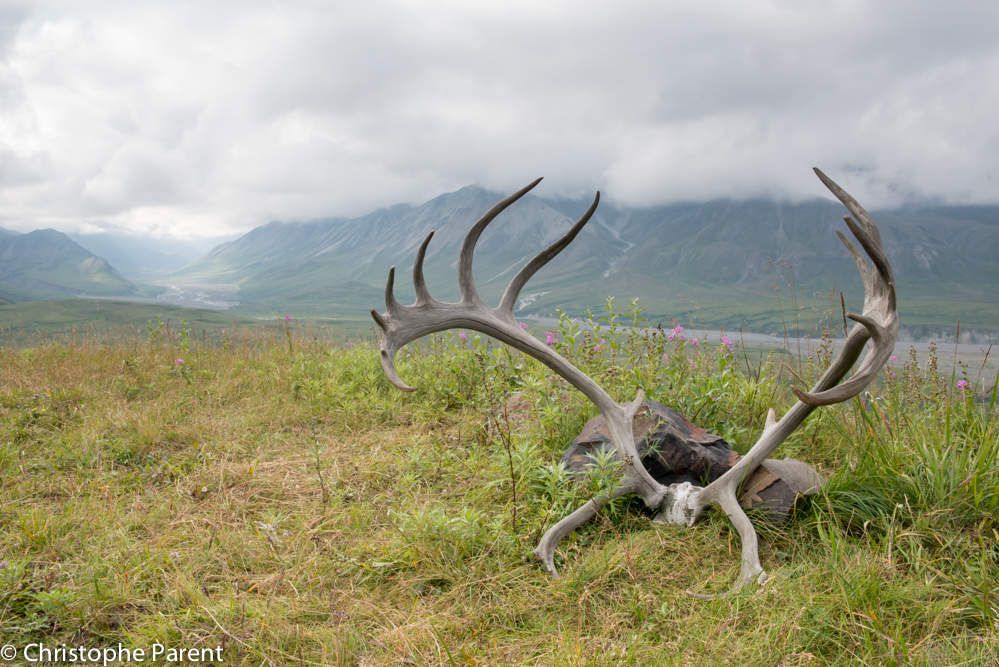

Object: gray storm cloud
[0,0,997,237]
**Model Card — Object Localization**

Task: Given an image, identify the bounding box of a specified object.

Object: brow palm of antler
[371,168,898,596]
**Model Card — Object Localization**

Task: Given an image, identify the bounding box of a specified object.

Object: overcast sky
[1,1,997,238]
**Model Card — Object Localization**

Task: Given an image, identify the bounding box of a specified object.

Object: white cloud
[0,0,997,237]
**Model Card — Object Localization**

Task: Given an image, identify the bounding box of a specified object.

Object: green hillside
[0,229,136,300]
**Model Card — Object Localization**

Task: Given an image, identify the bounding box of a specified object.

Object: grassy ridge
[0,299,373,347]
[0,309,995,664]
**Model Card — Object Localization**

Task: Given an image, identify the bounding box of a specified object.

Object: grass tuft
[0,306,995,664]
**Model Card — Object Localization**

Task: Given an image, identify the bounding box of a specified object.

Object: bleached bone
[371,168,898,593]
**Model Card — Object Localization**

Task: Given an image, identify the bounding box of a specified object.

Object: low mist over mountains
[69,232,234,281]
[172,186,999,338]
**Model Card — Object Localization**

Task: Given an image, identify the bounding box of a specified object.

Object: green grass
[0,299,373,346]
[0,306,995,664]
[543,284,999,340]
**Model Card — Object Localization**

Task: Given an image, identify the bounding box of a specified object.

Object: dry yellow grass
[1,324,996,665]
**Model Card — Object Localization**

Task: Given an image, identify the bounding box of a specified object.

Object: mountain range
[0,229,135,304]
[172,186,999,339]
[2,186,998,340]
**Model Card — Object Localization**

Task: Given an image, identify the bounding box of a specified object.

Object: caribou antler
[371,169,898,590]
[671,167,899,596]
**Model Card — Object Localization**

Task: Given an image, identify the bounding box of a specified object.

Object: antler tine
[842,216,895,308]
[458,177,544,303]
[813,167,882,245]
[370,264,419,392]
[535,483,634,577]
[814,168,895,309]
[413,231,435,305]
[384,266,399,313]
[379,346,415,392]
[498,192,600,315]
[370,308,387,331]
[835,229,876,300]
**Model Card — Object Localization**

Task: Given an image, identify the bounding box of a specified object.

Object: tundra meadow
[0,304,996,665]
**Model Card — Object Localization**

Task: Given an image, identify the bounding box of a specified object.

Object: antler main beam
[371,169,898,591]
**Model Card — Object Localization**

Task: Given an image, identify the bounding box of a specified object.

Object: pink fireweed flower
[283,314,291,323]
[690,337,700,348]
[457,331,467,342]
[720,334,734,350]
[518,322,529,331]
[545,331,556,346]
[666,324,686,342]
[174,358,184,366]
[957,379,969,391]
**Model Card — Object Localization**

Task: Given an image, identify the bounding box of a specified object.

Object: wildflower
[457,331,468,342]
[720,334,733,350]
[174,358,184,366]
[957,379,969,391]
[284,313,291,323]
[889,354,897,363]
[667,324,686,342]
[545,331,556,346]
[518,322,529,331]
[690,337,700,348]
